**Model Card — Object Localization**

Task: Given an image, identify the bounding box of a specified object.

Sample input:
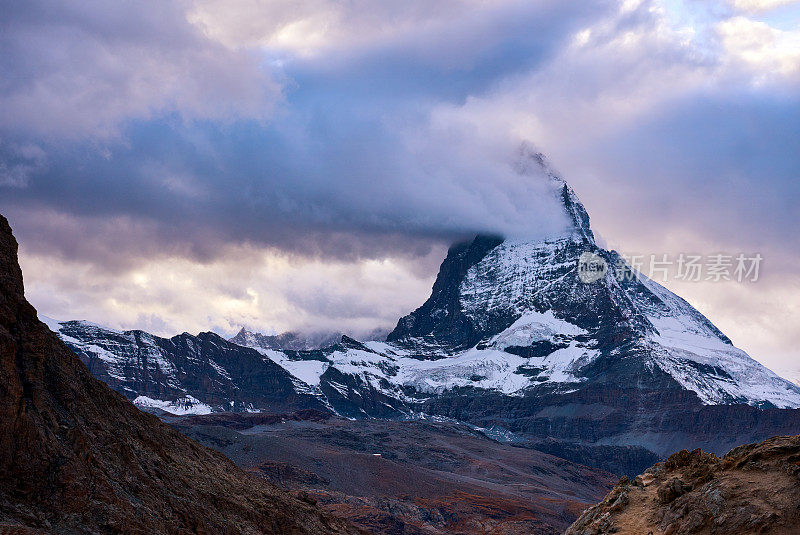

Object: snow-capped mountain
[376,232,799,408]
[43,318,329,414]
[241,155,799,411]
[229,328,345,351]
[45,151,800,472]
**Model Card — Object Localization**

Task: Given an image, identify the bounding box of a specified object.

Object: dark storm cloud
[0,0,276,138]
[0,109,569,269]
[0,0,607,268]
[286,0,613,102]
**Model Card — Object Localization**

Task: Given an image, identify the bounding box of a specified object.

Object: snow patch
[635,275,800,408]
[489,309,586,350]
[255,348,329,388]
[133,395,212,415]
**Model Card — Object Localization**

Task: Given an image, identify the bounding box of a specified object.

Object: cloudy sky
[1,0,798,376]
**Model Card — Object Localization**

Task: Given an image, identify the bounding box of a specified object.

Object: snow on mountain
[255,347,329,390]
[43,318,328,414]
[133,395,212,415]
[635,274,800,407]
[258,293,799,409]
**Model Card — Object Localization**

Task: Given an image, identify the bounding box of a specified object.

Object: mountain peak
[512,142,595,244]
[381,150,800,409]
[230,327,344,351]
[386,149,601,349]
[561,182,594,244]
[386,233,504,348]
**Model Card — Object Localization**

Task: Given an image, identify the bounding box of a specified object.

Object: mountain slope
[171,411,617,535]
[565,434,800,534]
[0,214,359,534]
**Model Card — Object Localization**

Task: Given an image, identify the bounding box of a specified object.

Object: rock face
[565,434,800,534]
[386,234,504,350]
[44,151,800,476]
[0,214,359,534]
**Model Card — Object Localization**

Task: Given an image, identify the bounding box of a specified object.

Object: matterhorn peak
[383,149,800,410]
[511,142,595,245]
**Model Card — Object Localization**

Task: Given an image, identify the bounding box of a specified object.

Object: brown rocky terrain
[0,213,361,534]
[565,434,800,534]
[168,411,617,534]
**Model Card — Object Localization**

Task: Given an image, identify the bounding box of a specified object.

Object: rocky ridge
[565,433,800,534]
[46,318,330,415]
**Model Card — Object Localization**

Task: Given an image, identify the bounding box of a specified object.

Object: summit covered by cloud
[1,0,798,372]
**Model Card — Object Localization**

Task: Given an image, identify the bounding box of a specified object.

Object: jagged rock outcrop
[0,214,360,534]
[387,234,504,350]
[565,434,800,534]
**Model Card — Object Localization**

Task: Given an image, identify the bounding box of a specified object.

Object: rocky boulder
[565,435,800,534]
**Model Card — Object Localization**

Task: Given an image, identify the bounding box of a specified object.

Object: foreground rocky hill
[565,433,800,534]
[0,214,359,534]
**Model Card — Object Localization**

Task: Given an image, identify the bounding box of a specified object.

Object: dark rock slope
[387,234,504,350]
[565,434,800,534]
[0,214,360,534]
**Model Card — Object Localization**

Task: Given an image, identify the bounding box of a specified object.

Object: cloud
[717,16,800,78]
[188,0,607,61]
[0,0,278,138]
[412,0,800,253]
[188,0,490,54]
[1,0,604,267]
[17,239,445,339]
[0,142,46,187]
[726,0,800,13]
[1,114,573,270]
